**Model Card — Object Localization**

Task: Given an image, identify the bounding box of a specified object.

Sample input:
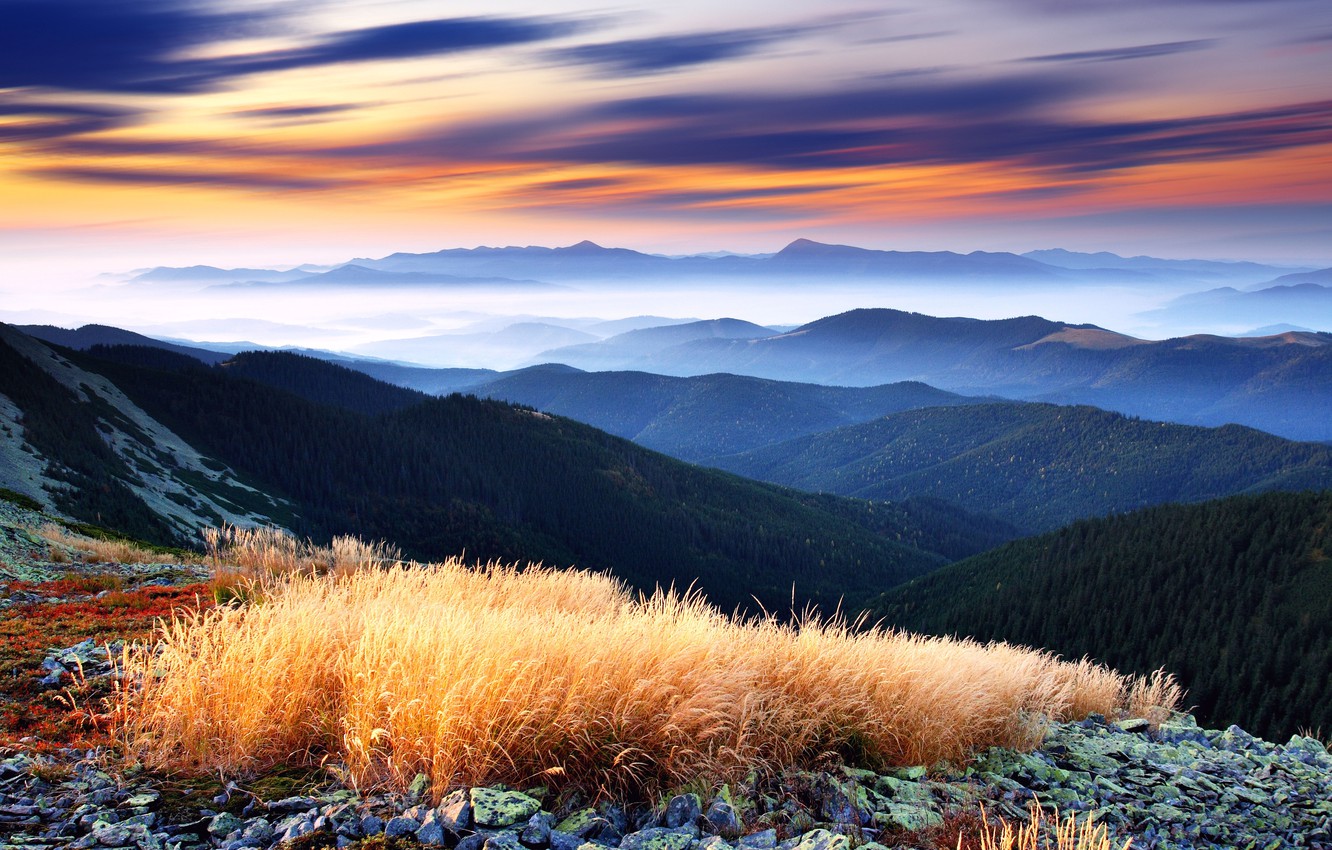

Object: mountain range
[533,308,1332,441]
[2,326,1017,613]
[120,239,1312,290]
[1142,281,1332,333]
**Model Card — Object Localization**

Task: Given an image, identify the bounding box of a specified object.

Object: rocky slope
[0,324,293,542]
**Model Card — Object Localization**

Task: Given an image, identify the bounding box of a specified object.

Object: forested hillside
[471,367,976,460]
[217,350,429,415]
[64,343,1002,613]
[868,491,1332,741]
[712,402,1332,532]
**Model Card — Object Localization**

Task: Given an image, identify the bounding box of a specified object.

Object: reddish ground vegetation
[0,579,211,753]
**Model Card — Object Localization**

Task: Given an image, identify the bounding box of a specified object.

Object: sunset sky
[3,0,1332,283]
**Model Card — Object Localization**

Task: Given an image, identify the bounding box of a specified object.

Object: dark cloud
[29,165,341,191]
[0,102,129,140]
[547,26,808,76]
[340,74,1332,178]
[529,177,627,192]
[231,104,363,121]
[0,2,584,95]
[0,0,265,93]
[1023,40,1215,63]
[226,16,586,77]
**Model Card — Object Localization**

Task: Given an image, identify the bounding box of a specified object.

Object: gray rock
[521,811,555,847]
[551,828,587,850]
[280,814,315,843]
[662,795,701,830]
[207,813,243,839]
[385,815,420,838]
[703,801,739,836]
[418,818,448,846]
[360,814,385,835]
[458,831,497,850]
[267,796,319,815]
[439,788,474,831]
[239,817,274,847]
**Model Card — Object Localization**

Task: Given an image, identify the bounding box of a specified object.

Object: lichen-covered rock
[555,809,600,836]
[779,827,848,850]
[486,830,527,850]
[873,802,943,832]
[208,812,244,838]
[735,828,777,850]
[471,789,542,829]
[619,826,696,850]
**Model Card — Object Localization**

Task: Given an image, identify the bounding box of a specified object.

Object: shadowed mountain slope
[710,401,1332,533]
[55,341,997,613]
[867,490,1332,742]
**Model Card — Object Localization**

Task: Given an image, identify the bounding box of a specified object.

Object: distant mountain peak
[562,239,607,252]
[777,238,862,255]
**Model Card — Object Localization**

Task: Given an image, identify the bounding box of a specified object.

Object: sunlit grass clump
[119,555,1178,800]
[204,524,400,601]
[37,523,178,565]
[968,803,1131,850]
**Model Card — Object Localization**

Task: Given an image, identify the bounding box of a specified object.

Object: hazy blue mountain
[348,238,1092,283]
[127,265,313,284]
[470,367,979,461]
[710,401,1332,533]
[215,264,561,290]
[554,308,1332,441]
[18,324,233,364]
[534,318,777,371]
[1252,267,1332,288]
[1024,248,1301,283]
[1138,284,1332,334]
[583,316,700,335]
[356,322,603,369]
[762,239,1062,279]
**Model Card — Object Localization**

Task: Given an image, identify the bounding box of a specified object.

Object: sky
[2,0,1332,290]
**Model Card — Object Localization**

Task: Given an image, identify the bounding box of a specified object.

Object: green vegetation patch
[0,487,42,512]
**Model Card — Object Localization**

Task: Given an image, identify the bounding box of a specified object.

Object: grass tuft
[203,524,400,602]
[118,556,1178,801]
[36,523,179,565]
[967,802,1131,850]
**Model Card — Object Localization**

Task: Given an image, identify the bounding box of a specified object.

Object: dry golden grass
[35,524,176,565]
[967,802,1131,850]
[119,558,1179,801]
[203,524,400,601]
